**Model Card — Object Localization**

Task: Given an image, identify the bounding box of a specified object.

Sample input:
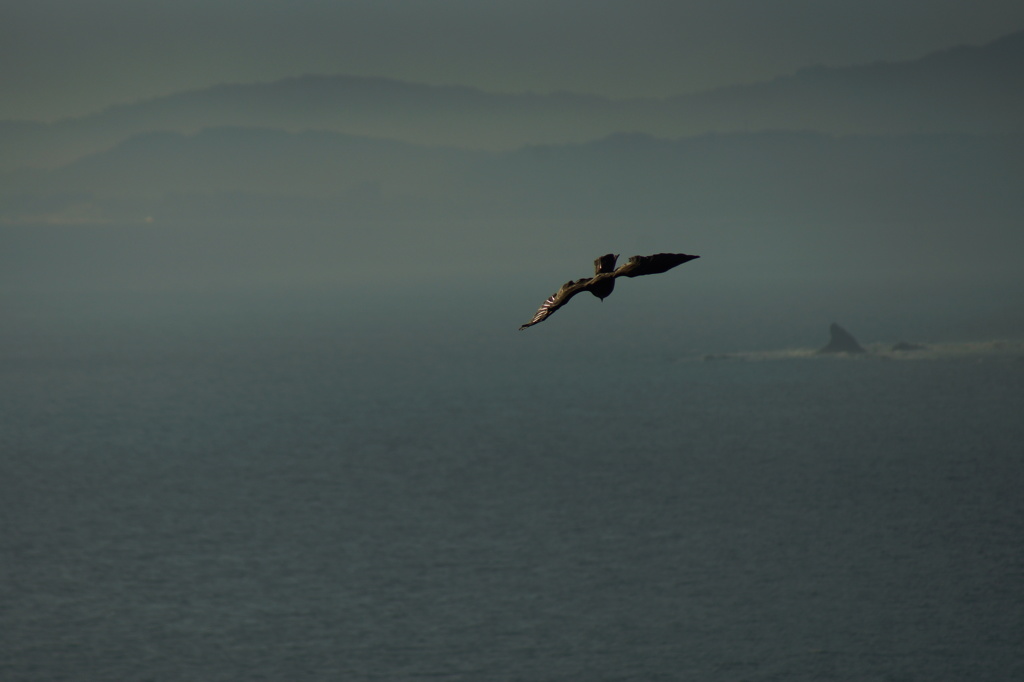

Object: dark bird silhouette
[519,252,699,329]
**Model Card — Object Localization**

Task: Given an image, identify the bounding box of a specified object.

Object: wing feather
[519,278,594,329]
[613,252,699,278]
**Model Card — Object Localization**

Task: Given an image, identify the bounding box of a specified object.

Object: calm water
[2,301,1023,681]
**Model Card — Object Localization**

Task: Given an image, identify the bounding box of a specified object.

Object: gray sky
[3,0,1024,121]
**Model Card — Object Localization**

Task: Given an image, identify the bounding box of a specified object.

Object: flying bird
[519,252,699,329]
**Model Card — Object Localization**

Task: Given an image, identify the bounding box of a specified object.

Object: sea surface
[3,296,1023,681]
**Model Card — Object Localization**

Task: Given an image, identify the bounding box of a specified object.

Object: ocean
[2,292,1023,681]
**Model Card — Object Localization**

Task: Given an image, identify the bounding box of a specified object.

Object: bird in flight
[519,252,699,329]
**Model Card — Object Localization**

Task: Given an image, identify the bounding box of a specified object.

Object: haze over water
[3,299,1024,680]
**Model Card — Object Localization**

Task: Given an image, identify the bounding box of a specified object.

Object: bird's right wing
[613,252,699,278]
[519,278,594,329]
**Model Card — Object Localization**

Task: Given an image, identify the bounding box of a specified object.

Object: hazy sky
[3,0,1024,121]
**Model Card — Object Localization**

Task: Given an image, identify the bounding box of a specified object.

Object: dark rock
[892,341,926,352]
[818,323,866,354]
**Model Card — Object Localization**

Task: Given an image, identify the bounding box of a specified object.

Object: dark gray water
[3,299,1023,681]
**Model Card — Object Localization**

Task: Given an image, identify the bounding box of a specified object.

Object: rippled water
[3,304,1023,681]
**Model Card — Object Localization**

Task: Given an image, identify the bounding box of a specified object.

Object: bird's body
[519,252,699,329]
[587,253,618,300]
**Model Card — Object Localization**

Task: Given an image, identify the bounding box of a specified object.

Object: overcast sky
[3,0,1024,121]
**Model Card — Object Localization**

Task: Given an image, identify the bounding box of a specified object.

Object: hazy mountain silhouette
[6,127,1021,224]
[4,131,1022,343]
[0,126,487,226]
[4,126,1021,297]
[663,29,1024,136]
[1,29,1022,171]
[0,77,647,172]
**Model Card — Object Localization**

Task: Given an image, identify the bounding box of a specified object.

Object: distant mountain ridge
[5,125,1021,234]
[1,29,1022,171]
[669,28,1024,135]
[3,125,1022,324]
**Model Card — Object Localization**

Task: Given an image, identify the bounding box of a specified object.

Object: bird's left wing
[519,278,594,330]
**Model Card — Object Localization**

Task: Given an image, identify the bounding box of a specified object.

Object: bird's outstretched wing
[613,252,699,278]
[519,252,699,330]
[519,278,595,330]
